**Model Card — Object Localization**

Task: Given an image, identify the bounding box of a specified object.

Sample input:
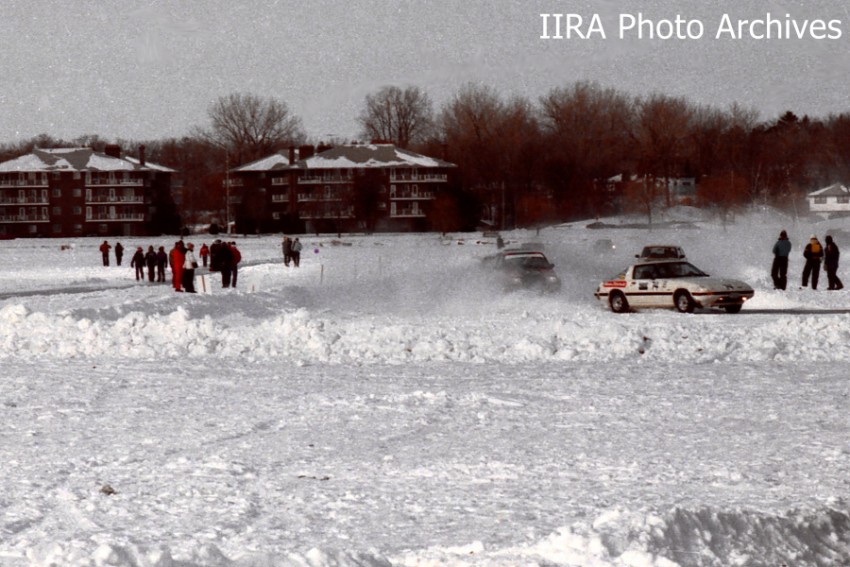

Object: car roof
[632,259,690,266]
[502,250,546,258]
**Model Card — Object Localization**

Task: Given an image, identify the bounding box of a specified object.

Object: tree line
[2,83,849,232]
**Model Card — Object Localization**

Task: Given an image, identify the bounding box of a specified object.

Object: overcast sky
[2,0,849,145]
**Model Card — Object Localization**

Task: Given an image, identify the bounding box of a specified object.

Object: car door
[628,265,657,307]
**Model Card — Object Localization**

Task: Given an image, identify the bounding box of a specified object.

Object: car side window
[634,266,655,279]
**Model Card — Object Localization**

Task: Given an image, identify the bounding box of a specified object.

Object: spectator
[156,246,168,282]
[825,235,844,290]
[217,240,233,288]
[291,237,303,267]
[145,245,157,282]
[229,241,242,287]
[199,243,210,267]
[130,247,145,281]
[169,241,186,292]
[183,243,198,293]
[114,242,124,266]
[282,236,292,267]
[802,235,824,290]
[771,230,791,290]
[99,241,111,266]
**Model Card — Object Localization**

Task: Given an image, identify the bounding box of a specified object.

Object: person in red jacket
[99,240,111,266]
[228,241,242,287]
[199,243,210,267]
[169,241,186,292]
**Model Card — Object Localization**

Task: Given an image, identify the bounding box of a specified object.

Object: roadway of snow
[2,208,850,566]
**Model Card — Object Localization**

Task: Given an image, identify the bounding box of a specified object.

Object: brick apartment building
[0,145,178,238]
[229,143,455,233]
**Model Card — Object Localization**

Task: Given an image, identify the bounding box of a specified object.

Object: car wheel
[724,304,743,314]
[674,290,695,313]
[609,291,629,313]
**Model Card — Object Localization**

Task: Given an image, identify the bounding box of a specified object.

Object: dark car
[482,249,561,292]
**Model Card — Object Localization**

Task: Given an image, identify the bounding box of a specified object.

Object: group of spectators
[772,231,844,291]
[281,236,303,267]
[100,238,242,292]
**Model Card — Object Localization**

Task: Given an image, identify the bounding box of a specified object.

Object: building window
[814,197,827,204]
[838,196,850,204]
[73,224,82,234]
[28,225,38,234]
[52,188,61,198]
[52,224,62,233]
[272,212,280,220]
[73,188,82,197]
[52,207,61,215]
[73,206,82,215]
[73,172,81,180]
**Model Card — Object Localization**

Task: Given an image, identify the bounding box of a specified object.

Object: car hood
[682,277,753,291]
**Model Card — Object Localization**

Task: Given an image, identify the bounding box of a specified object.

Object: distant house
[807,183,850,218]
[0,145,178,238]
[229,143,456,233]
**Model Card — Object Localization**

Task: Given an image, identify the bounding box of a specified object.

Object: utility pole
[225,152,231,234]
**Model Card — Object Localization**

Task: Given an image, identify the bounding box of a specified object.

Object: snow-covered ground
[3,208,850,567]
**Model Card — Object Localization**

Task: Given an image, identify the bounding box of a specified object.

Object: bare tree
[358,85,434,149]
[201,93,304,164]
[631,93,695,208]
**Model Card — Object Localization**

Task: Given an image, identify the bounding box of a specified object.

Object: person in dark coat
[130,247,145,281]
[282,236,292,267]
[824,235,844,290]
[217,241,233,288]
[144,245,157,282]
[156,246,168,282]
[114,242,124,266]
[99,241,111,266]
[802,235,824,289]
[209,240,223,272]
[771,230,791,290]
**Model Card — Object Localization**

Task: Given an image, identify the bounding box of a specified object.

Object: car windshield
[641,246,681,258]
[649,261,707,278]
[505,255,550,269]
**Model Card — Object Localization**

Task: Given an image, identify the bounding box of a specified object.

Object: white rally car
[595,259,754,314]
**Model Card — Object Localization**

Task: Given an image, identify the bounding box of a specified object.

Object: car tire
[674,290,696,313]
[609,291,629,313]
[724,304,743,314]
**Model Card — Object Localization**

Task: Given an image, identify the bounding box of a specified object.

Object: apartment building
[230,143,455,233]
[0,145,177,238]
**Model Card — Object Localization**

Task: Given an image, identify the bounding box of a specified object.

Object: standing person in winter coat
[169,241,186,292]
[802,235,824,289]
[282,236,292,266]
[182,243,198,293]
[217,241,233,288]
[130,247,145,281]
[291,237,303,267]
[99,241,111,266]
[771,230,792,290]
[156,246,168,282]
[199,243,210,267]
[114,242,124,266]
[229,242,242,287]
[144,246,157,282]
[209,240,222,272]
[824,235,844,290]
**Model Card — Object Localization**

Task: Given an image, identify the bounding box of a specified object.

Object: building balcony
[0,197,50,205]
[86,179,144,187]
[299,209,354,219]
[0,179,49,188]
[391,208,426,218]
[88,213,145,222]
[0,214,50,223]
[390,191,434,200]
[298,175,352,184]
[389,173,447,182]
[297,193,344,202]
[86,196,145,204]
